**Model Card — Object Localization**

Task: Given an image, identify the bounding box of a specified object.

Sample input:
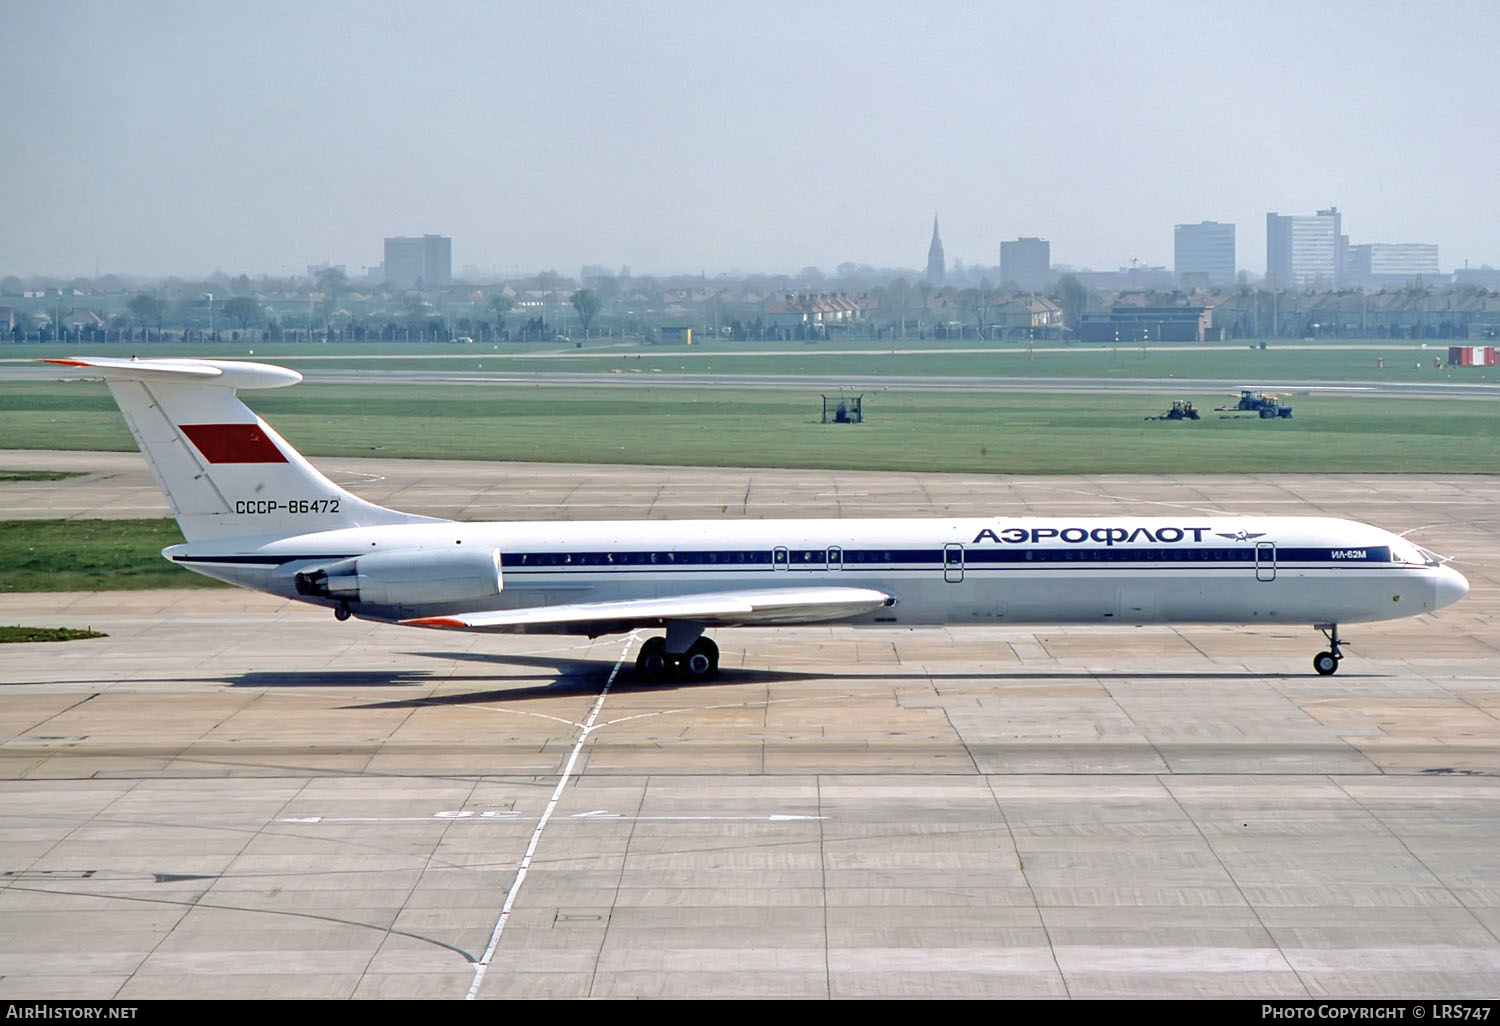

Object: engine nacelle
[294,561,358,598]
[294,547,502,609]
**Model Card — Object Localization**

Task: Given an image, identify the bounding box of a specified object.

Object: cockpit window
[1390,540,1441,566]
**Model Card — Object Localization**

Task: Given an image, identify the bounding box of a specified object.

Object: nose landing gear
[1313,623,1345,675]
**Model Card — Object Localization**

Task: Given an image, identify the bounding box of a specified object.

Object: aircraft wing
[401,586,893,631]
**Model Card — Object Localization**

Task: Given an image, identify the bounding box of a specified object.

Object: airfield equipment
[821,394,864,424]
[1146,400,1200,421]
[1217,389,1293,419]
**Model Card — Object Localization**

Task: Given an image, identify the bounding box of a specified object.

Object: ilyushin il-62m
[49,357,1468,681]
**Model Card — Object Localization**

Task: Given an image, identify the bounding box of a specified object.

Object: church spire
[926,215,945,284]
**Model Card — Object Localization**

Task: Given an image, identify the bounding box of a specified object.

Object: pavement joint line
[987,776,1070,997]
[465,631,634,1001]
[591,690,867,731]
[1160,775,1313,997]
[586,757,648,997]
[1333,776,1500,951]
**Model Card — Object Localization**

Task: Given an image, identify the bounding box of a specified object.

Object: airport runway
[1,457,1497,998]
[298,369,1500,399]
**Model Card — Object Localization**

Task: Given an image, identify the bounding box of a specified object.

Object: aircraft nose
[1434,566,1469,610]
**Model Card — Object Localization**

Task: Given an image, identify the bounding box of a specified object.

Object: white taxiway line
[465,632,635,1001]
[278,813,825,823]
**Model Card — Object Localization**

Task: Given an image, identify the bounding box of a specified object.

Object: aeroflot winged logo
[179,423,288,464]
[1217,530,1267,542]
[972,526,1215,545]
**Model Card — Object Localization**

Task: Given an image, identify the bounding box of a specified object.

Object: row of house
[765,293,871,337]
[1205,289,1500,339]
[7,275,1499,344]
[1076,290,1500,343]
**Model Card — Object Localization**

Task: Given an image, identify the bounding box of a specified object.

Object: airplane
[47,355,1468,680]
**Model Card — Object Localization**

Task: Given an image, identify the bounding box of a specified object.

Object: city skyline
[2,200,1470,288]
[4,1,1497,280]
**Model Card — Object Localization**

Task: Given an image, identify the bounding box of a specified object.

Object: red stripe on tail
[180,423,288,464]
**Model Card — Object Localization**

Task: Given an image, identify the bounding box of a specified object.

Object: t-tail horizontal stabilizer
[46,357,441,542]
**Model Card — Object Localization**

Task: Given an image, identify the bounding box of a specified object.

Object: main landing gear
[635,624,719,682]
[1313,623,1345,676]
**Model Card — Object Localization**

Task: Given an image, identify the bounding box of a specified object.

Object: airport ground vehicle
[1218,388,1293,419]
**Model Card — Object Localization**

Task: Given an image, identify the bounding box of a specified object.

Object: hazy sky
[4,0,1497,279]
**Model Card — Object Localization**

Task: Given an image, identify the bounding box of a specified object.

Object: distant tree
[882,277,914,338]
[916,281,935,334]
[316,267,348,313]
[222,295,264,331]
[958,287,996,339]
[571,289,602,337]
[488,293,514,337]
[589,274,620,302]
[127,293,167,336]
[1055,274,1088,331]
[401,294,430,326]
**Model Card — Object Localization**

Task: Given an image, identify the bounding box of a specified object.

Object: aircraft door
[944,543,965,583]
[1255,542,1276,582]
[773,546,789,572]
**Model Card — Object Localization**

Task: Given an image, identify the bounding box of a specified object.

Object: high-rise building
[1318,206,1349,287]
[1000,237,1051,290]
[384,235,452,288]
[1174,221,1236,285]
[1265,209,1341,288]
[926,216,945,284]
[1347,243,1440,284]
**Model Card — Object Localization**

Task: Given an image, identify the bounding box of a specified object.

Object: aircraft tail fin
[47,357,439,542]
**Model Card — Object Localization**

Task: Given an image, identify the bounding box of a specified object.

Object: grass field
[0,469,82,481]
[0,625,107,643]
[0,518,223,592]
[1,379,1497,474]
[3,341,1493,595]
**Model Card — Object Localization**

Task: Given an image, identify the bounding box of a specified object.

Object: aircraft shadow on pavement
[214,650,823,707]
[221,652,609,689]
[10,660,1339,693]
[354,658,825,709]
[410,649,1327,682]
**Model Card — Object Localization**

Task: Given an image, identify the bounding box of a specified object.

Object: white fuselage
[166,514,1468,634]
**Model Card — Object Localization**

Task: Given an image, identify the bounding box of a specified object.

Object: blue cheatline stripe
[496,546,1392,568]
[173,546,1394,570]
